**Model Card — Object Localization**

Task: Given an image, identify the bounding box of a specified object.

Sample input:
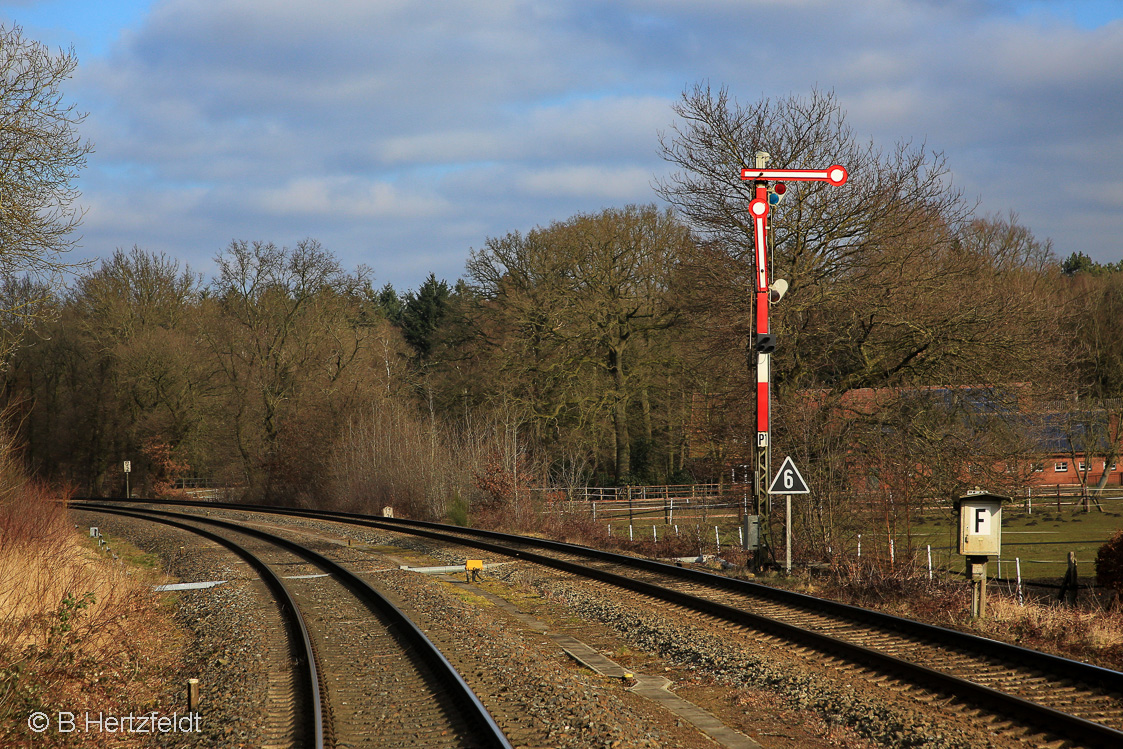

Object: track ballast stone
[499,565,997,749]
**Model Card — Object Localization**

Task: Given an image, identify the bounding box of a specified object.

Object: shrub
[0,425,183,746]
[1095,530,1123,600]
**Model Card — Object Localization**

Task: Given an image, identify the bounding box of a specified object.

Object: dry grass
[0,433,185,747]
[976,593,1123,666]
[818,563,1123,670]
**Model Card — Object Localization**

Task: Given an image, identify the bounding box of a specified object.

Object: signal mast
[740,153,847,563]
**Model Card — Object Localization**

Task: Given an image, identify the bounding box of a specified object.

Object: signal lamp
[768,181,787,206]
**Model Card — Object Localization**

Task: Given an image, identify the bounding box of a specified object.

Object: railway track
[80,499,1123,747]
[81,503,511,749]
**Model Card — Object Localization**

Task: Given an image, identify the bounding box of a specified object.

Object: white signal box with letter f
[956,492,1005,556]
[955,491,1008,618]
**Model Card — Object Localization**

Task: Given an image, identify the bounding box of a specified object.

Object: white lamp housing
[768,278,788,303]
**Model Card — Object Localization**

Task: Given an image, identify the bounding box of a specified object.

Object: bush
[1095,530,1123,599]
[0,425,183,746]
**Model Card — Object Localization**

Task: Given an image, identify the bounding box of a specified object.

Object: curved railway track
[81,498,1123,748]
[81,503,511,749]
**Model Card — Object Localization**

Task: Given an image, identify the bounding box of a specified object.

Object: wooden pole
[187,678,200,711]
[968,556,987,618]
[1059,551,1079,607]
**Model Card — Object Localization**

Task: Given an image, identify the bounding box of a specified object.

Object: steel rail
[372,515,1123,687]
[80,505,325,748]
[308,512,1123,749]
[78,498,1123,748]
[114,498,1123,687]
[81,502,513,749]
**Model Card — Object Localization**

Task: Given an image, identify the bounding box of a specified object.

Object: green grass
[908,503,1123,582]
[83,532,162,575]
[563,497,1123,584]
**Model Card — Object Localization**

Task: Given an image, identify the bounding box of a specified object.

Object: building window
[1032,462,1045,472]
[1079,461,1088,472]
[1055,461,1069,472]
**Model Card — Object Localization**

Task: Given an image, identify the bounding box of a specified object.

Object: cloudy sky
[3,0,1122,290]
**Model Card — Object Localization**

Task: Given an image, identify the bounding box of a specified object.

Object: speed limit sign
[768,456,809,494]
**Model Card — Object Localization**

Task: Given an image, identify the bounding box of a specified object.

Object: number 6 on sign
[768,456,810,494]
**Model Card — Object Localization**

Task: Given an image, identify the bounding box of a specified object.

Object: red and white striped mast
[741,154,847,560]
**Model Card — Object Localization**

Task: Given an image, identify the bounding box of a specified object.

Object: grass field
[585,494,1123,585]
[906,499,1123,583]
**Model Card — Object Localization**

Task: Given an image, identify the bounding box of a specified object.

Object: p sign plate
[768,456,810,494]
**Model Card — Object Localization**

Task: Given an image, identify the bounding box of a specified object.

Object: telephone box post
[955,491,1008,618]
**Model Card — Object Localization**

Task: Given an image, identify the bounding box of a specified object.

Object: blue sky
[3,0,1122,290]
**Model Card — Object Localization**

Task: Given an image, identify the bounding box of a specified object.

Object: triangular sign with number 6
[768,456,810,494]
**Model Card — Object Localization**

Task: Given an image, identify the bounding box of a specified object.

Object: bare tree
[1059,268,1123,505]
[0,24,92,363]
[206,239,381,501]
[465,205,692,482]
[659,86,1063,557]
[658,86,967,287]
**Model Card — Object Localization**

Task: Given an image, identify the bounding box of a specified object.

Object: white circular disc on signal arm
[827,165,848,185]
[750,199,769,217]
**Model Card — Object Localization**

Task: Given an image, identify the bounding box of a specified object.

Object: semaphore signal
[741,154,847,564]
[741,165,849,185]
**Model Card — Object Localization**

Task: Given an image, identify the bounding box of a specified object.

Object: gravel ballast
[77,506,1048,748]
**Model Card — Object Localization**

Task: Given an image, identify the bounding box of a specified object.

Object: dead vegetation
[811,561,1123,671]
[0,430,184,747]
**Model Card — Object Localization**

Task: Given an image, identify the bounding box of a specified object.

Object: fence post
[1059,551,1079,606]
[1016,558,1024,606]
[187,678,200,711]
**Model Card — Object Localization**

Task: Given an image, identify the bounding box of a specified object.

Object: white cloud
[517,165,653,200]
[254,177,447,220]
[48,0,1123,289]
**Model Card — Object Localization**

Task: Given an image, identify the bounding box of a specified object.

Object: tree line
[3,26,1121,551]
